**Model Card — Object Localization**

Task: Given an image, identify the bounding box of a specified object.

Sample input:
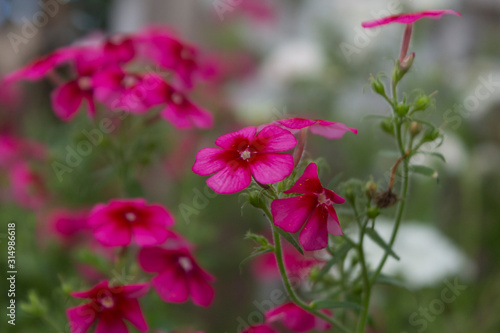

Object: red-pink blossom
[361,10,461,28]
[275,118,357,140]
[138,246,215,307]
[266,302,331,332]
[0,133,47,167]
[241,324,276,333]
[66,280,149,333]
[48,209,91,243]
[192,126,297,194]
[271,163,344,251]
[88,199,175,247]
[9,162,48,209]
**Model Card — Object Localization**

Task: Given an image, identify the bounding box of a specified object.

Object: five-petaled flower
[192,125,297,194]
[89,198,174,247]
[266,302,331,332]
[66,280,149,333]
[138,246,215,307]
[271,163,345,251]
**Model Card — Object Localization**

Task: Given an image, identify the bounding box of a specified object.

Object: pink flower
[275,118,358,140]
[0,134,47,167]
[138,246,215,307]
[88,199,175,247]
[266,303,331,332]
[192,126,297,194]
[242,324,276,333]
[361,10,461,28]
[9,162,48,209]
[271,163,344,251]
[66,280,149,333]
[48,209,91,243]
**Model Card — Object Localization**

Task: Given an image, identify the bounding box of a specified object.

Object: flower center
[317,192,331,206]
[99,296,115,309]
[240,149,252,161]
[180,48,192,60]
[123,75,137,89]
[77,76,92,90]
[171,93,183,105]
[178,256,193,271]
[125,212,137,222]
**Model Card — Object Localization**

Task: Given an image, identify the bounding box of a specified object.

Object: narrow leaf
[316,242,353,282]
[365,229,400,260]
[410,165,439,181]
[274,226,304,255]
[239,248,273,272]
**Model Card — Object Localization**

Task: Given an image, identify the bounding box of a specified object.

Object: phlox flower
[275,118,358,140]
[88,199,174,247]
[66,280,149,333]
[361,10,461,28]
[192,125,297,194]
[9,162,48,209]
[138,246,215,307]
[266,302,331,332]
[271,163,344,251]
[0,133,47,167]
[48,209,91,244]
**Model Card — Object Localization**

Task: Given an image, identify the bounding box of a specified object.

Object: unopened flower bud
[367,205,380,219]
[413,95,431,112]
[410,121,423,137]
[422,128,440,143]
[365,179,378,199]
[248,191,266,210]
[380,119,395,136]
[395,103,410,117]
[370,76,386,96]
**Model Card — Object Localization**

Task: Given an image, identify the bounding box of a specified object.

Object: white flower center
[240,149,252,160]
[77,76,92,90]
[171,93,183,105]
[317,192,331,206]
[180,49,191,60]
[123,75,137,89]
[125,212,137,222]
[100,296,114,309]
[178,257,193,271]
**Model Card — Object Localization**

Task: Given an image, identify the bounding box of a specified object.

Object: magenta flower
[271,163,345,251]
[242,324,276,333]
[66,280,149,333]
[361,10,461,28]
[138,246,215,307]
[192,126,297,194]
[9,162,48,209]
[48,209,91,243]
[0,133,47,167]
[88,199,174,247]
[275,118,358,140]
[266,302,331,332]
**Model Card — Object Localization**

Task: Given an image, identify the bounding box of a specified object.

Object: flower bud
[365,179,377,199]
[367,205,380,219]
[248,191,267,210]
[400,52,415,73]
[370,76,386,96]
[380,119,395,136]
[413,95,431,112]
[395,103,410,117]
[422,128,440,143]
[410,121,423,137]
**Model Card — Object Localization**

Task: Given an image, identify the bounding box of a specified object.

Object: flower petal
[215,126,256,150]
[118,283,150,298]
[152,267,189,303]
[161,100,213,129]
[276,118,316,129]
[324,188,345,204]
[326,205,343,236]
[206,160,252,194]
[271,195,317,233]
[299,206,329,251]
[66,304,96,333]
[192,148,239,176]
[93,221,132,247]
[118,299,148,332]
[249,153,294,184]
[138,247,173,273]
[51,81,84,121]
[189,273,214,307]
[284,163,323,194]
[266,302,315,332]
[252,125,297,153]
[362,10,461,28]
[132,223,169,246]
[309,121,357,140]
[95,313,128,333]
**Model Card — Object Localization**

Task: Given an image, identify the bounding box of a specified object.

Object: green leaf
[274,226,304,255]
[415,152,446,163]
[410,165,439,181]
[365,229,400,260]
[311,300,362,310]
[239,248,274,272]
[373,274,414,294]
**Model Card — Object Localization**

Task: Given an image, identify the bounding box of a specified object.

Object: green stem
[262,206,352,333]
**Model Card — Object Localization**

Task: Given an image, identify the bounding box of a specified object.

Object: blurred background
[1,0,499,332]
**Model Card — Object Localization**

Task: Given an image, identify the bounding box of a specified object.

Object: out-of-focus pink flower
[66,280,149,333]
[48,209,91,243]
[271,163,345,251]
[0,134,47,167]
[266,302,331,332]
[103,35,136,65]
[138,246,215,307]
[242,324,276,333]
[253,240,323,281]
[192,126,297,194]
[9,162,47,209]
[135,26,202,89]
[0,83,23,109]
[361,10,461,28]
[275,118,358,140]
[88,198,175,247]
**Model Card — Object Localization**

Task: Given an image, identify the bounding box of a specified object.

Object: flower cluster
[3,26,213,129]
